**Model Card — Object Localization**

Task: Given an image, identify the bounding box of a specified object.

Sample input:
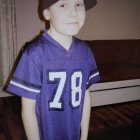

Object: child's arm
[80,90,91,140]
[21,97,40,140]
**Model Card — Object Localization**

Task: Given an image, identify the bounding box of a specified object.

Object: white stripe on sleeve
[10,80,40,93]
[87,72,99,84]
[89,72,99,81]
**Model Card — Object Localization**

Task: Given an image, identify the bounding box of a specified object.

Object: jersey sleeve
[86,49,100,89]
[7,50,42,99]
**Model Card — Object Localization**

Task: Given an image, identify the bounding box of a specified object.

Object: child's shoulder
[21,35,47,65]
[25,35,45,54]
[74,37,93,56]
[21,34,48,59]
[75,37,91,49]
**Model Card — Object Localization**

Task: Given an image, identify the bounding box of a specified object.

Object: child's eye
[60,4,66,8]
[76,3,84,7]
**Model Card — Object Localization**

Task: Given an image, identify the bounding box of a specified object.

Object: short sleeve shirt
[7,31,100,140]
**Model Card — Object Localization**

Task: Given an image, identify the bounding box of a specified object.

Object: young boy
[7,0,100,140]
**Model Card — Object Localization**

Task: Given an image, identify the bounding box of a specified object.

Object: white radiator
[90,79,140,107]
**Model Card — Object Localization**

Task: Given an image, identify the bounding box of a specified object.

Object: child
[7,0,100,140]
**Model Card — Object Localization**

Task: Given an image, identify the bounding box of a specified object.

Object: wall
[78,0,140,40]
[15,0,44,52]
[15,0,140,50]
[1,0,140,100]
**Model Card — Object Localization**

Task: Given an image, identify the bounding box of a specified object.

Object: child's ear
[43,9,50,20]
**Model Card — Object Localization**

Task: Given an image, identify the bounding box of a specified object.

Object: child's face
[44,0,86,36]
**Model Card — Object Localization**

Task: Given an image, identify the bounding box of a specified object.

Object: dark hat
[43,0,97,10]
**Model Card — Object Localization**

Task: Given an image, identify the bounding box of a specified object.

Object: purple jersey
[7,31,100,140]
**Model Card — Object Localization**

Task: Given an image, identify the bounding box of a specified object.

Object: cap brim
[85,0,97,10]
[43,0,97,10]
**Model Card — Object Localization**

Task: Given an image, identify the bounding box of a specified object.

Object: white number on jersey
[48,71,83,110]
[49,72,66,109]
[71,71,82,107]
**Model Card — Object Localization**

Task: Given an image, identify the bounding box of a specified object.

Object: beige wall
[78,0,140,40]
[16,0,140,49]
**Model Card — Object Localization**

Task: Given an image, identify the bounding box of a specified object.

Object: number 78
[48,71,83,110]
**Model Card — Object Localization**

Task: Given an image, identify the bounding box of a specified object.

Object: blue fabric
[7,31,100,140]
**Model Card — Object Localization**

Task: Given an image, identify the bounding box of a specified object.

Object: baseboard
[90,79,140,107]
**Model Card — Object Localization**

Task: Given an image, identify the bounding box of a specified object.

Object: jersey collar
[42,30,75,56]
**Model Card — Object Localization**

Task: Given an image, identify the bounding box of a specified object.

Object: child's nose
[69,6,78,17]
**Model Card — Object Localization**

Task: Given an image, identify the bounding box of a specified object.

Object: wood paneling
[89,100,140,134]
[0,97,26,140]
[86,40,140,82]
[0,96,140,140]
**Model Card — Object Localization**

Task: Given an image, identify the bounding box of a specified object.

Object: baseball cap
[43,0,97,10]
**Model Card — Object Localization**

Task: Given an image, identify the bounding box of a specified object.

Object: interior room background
[0,0,140,96]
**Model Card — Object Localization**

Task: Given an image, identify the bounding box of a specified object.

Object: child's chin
[64,29,80,36]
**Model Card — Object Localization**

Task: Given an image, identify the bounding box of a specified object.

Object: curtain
[0,0,17,86]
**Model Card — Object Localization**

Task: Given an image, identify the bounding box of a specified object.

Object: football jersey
[7,31,100,140]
